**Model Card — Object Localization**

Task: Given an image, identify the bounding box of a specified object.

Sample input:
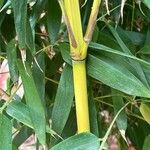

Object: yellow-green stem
[72,60,90,133]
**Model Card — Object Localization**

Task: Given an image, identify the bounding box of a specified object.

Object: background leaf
[6,100,55,135]
[51,64,74,136]
[17,61,46,145]
[143,0,150,9]
[143,135,150,150]
[6,39,18,83]
[11,0,27,49]
[47,0,61,44]
[0,113,12,150]
[61,43,150,98]
[140,102,150,125]
[51,133,100,150]
[112,89,127,140]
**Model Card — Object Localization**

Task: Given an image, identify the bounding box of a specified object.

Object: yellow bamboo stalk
[58,0,101,134]
[72,60,90,133]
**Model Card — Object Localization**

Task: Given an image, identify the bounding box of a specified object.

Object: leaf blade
[51,133,100,150]
[51,64,74,135]
[17,61,46,145]
[0,114,12,150]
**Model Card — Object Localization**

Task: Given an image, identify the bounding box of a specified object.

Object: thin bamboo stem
[72,60,90,133]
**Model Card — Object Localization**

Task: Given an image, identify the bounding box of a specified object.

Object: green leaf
[51,64,74,135]
[47,0,61,44]
[6,100,33,128]
[60,43,150,98]
[89,42,150,69]
[111,0,121,25]
[88,81,99,136]
[138,46,150,55]
[6,40,18,83]
[17,61,46,145]
[108,25,149,88]
[12,126,32,148]
[0,113,12,150]
[138,30,150,54]
[87,54,150,98]
[30,0,47,28]
[117,29,145,46]
[112,89,127,140]
[143,0,150,9]
[50,133,100,150]
[61,110,77,139]
[25,19,35,53]
[140,102,150,125]
[143,135,150,150]
[32,53,45,102]
[0,0,11,12]
[0,11,5,28]
[6,100,55,136]
[11,0,27,49]
[0,0,4,9]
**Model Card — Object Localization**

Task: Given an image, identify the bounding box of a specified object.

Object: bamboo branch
[84,0,101,43]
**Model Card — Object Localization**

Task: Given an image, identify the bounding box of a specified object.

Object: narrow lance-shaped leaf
[32,53,45,102]
[47,0,61,44]
[51,64,74,135]
[6,39,18,83]
[143,0,150,9]
[25,19,35,53]
[60,43,150,98]
[143,135,150,150]
[17,60,46,145]
[112,89,127,141]
[6,100,56,136]
[6,100,33,128]
[88,80,99,136]
[140,102,150,125]
[89,42,150,68]
[0,113,12,150]
[30,0,47,29]
[108,25,149,88]
[11,0,27,49]
[0,0,4,9]
[51,133,100,150]
[87,54,150,98]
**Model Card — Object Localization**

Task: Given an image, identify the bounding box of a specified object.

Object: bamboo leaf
[51,64,74,135]
[88,81,99,136]
[17,61,46,145]
[112,89,127,141]
[143,135,150,150]
[25,19,35,53]
[30,0,47,28]
[0,0,4,9]
[60,43,150,98]
[108,25,149,88]
[11,0,27,49]
[51,133,100,150]
[12,126,32,148]
[6,100,33,128]
[32,53,45,102]
[140,102,150,125]
[87,54,150,98]
[6,100,56,136]
[47,0,61,44]
[6,40,18,83]
[143,0,150,9]
[0,113,12,150]
[89,42,150,68]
